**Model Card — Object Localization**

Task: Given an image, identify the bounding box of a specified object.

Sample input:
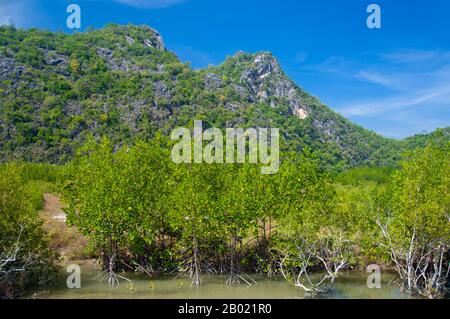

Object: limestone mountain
[0,24,446,169]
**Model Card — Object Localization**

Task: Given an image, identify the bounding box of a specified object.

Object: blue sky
[1,0,450,139]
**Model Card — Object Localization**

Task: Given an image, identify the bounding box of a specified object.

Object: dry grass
[39,193,89,265]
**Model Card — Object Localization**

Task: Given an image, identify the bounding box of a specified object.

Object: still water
[31,266,412,299]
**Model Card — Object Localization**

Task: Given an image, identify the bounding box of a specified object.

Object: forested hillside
[2,24,444,169]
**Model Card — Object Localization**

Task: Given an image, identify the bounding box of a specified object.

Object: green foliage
[380,137,449,252]
[32,131,450,297]
[2,25,444,169]
[1,24,449,297]
[402,127,450,150]
[60,135,174,273]
[334,182,385,262]
[336,166,392,186]
[374,136,450,297]
[275,152,336,237]
[0,163,58,298]
[19,162,61,183]
[59,136,344,285]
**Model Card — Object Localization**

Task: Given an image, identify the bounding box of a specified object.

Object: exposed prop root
[100,270,132,288]
[226,271,257,287]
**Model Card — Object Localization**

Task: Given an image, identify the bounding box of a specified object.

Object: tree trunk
[191,233,201,286]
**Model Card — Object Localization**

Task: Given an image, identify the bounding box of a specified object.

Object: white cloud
[378,111,450,139]
[303,50,450,121]
[302,56,359,75]
[381,49,450,65]
[339,68,450,117]
[355,70,394,88]
[302,50,450,137]
[112,0,186,8]
[339,86,450,117]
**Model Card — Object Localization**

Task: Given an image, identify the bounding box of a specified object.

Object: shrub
[0,163,58,298]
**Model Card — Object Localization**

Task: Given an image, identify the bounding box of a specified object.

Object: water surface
[32,266,412,299]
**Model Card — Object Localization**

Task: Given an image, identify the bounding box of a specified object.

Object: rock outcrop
[237,52,309,118]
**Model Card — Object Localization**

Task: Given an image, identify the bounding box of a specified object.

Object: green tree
[0,163,57,298]
[60,136,173,285]
[219,163,261,285]
[168,163,223,286]
[376,137,450,298]
[271,152,353,294]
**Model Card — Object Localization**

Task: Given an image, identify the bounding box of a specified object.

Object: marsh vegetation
[1,133,448,299]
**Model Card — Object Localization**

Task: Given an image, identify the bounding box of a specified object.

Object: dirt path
[40,193,89,265]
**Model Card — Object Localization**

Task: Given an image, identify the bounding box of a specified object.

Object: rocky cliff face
[0,24,406,168]
[203,50,398,167]
[239,52,308,119]
[0,56,26,82]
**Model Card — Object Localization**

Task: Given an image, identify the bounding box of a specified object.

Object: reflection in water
[32,266,413,299]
